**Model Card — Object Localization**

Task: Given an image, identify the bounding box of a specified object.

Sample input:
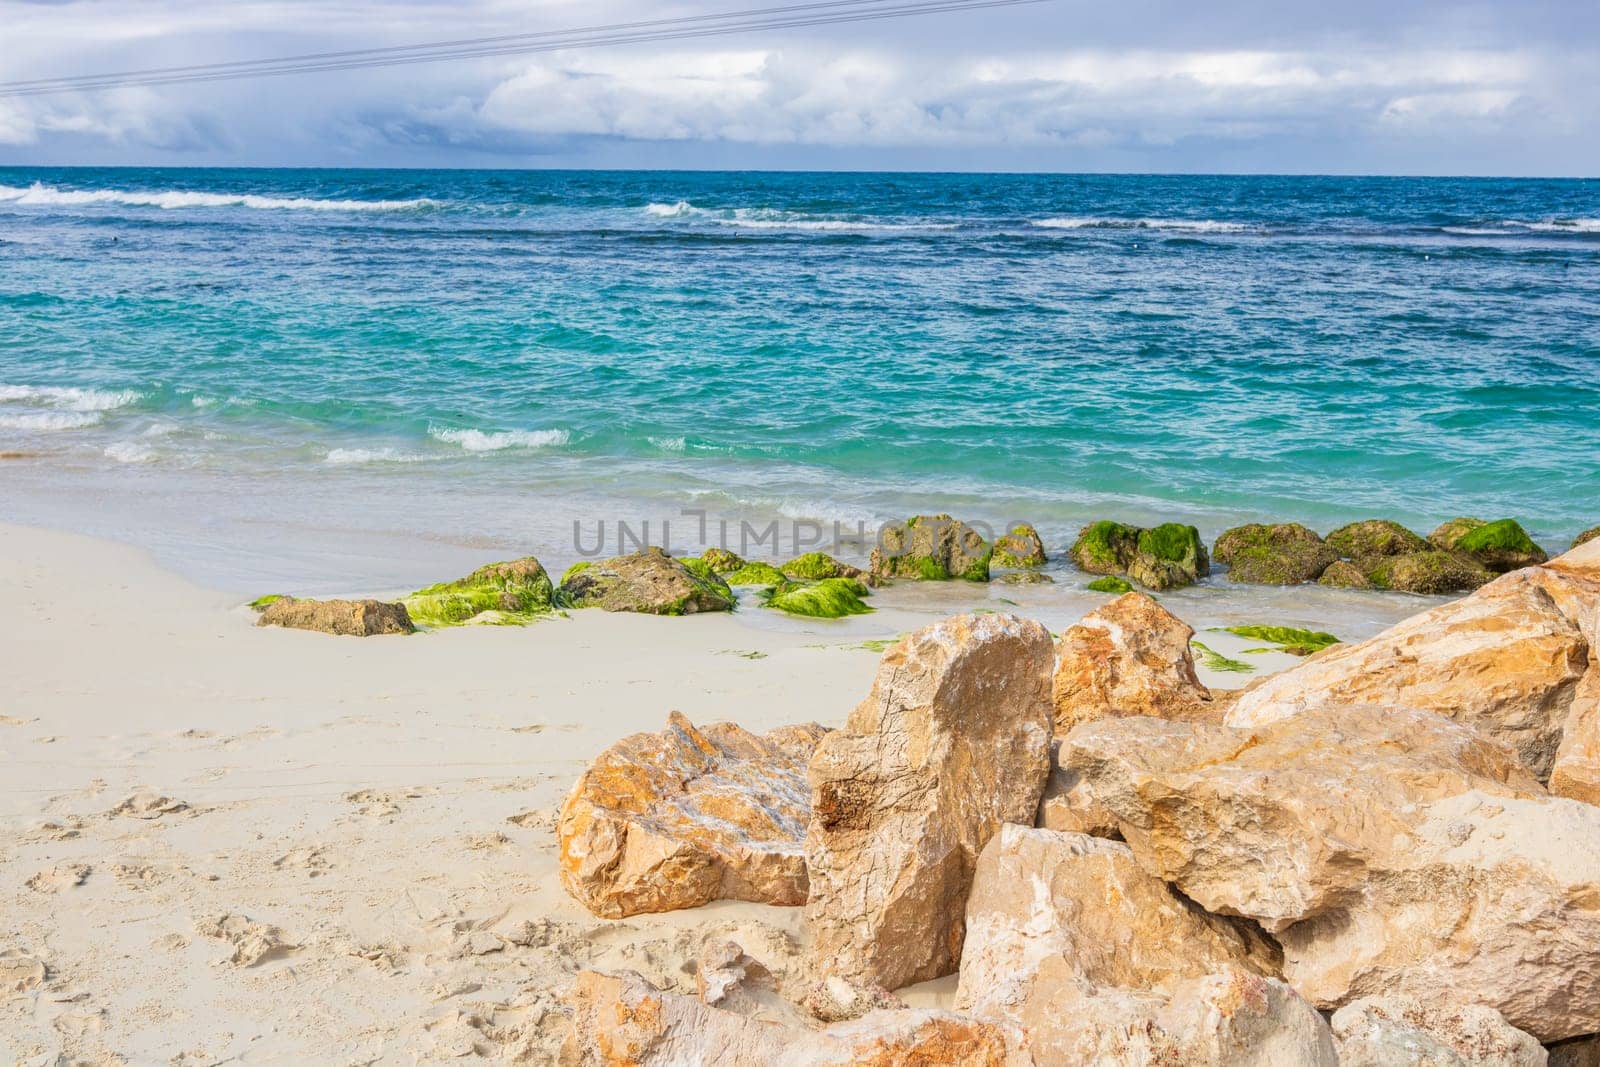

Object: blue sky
[1,0,1596,174]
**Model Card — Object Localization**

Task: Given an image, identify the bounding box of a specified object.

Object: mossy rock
[1223,624,1341,656]
[1316,561,1371,589]
[257,597,414,636]
[560,561,593,585]
[700,547,746,574]
[558,547,734,615]
[1069,520,1141,575]
[1363,551,1493,595]
[1086,575,1133,594]
[781,551,861,581]
[248,593,288,611]
[1433,517,1547,574]
[1325,519,1428,560]
[1576,525,1600,549]
[762,577,873,619]
[997,569,1054,585]
[723,561,787,586]
[869,514,992,582]
[1214,523,1337,585]
[404,557,555,628]
[992,523,1047,568]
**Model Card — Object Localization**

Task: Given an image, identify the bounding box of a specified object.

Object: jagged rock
[1070,520,1209,591]
[403,557,554,627]
[1576,526,1600,550]
[1051,592,1214,735]
[1326,519,1430,559]
[560,970,1033,1066]
[1070,520,1141,574]
[1550,1035,1600,1067]
[804,613,1053,991]
[1363,550,1494,594]
[1227,561,1596,781]
[869,514,992,581]
[1061,707,1600,1041]
[1331,994,1546,1066]
[1036,743,1122,838]
[559,712,828,918]
[559,548,734,614]
[256,596,414,636]
[1430,518,1549,574]
[1552,691,1600,805]
[993,523,1047,568]
[1215,523,1339,585]
[1317,560,1372,588]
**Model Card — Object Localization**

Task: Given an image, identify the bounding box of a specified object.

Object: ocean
[1,167,1596,609]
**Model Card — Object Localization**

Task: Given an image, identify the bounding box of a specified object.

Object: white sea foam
[0,182,436,213]
[325,447,430,465]
[0,411,103,431]
[1441,219,1600,237]
[0,384,141,411]
[1032,216,1251,234]
[649,435,687,452]
[104,441,156,463]
[429,426,571,453]
[644,200,953,233]
[1525,218,1600,234]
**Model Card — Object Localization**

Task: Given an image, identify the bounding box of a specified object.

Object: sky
[0,0,1597,174]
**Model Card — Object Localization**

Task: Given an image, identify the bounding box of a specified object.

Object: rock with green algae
[1086,575,1133,594]
[869,514,992,582]
[257,597,414,636]
[997,570,1054,585]
[558,547,735,615]
[781,552,865,582]
[1069,520,1141,575]
[1317,561,1372,589]
[1429,517,1548,574]
[248,594,287,611]
[1362,550,1493,595]
[403,557,555,628]
[1223,625,1341,656]
[699,547,746,574]
[1325,519,1429,560]
[762,577,873,618]
[1213,523,1337,585]
[722,561,788,586]
[992,523,1047,568]
[1127,523,1209,591]
[1576,526,1600,549]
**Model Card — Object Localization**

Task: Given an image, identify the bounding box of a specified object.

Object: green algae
[762,577,873,619]
[1070,520,1140,573]
[248,594,287,611]
[781,552,853,580]
[959,546,994,583]
[1190,640,1256,674]
[1326,519,1428,560]
[853,637,900,653]
[700,547,746,574]
[1221,624,1341,656]
[1577,525,1600,549]
[559,561,593,586]
[1138,523,1202,564]
[1087,576,1134,594]
[1456,518,1538,556]
[722,561,788,586]
[405,558,555,628]
[1364,550,1491,595]
[993,523,1047,568]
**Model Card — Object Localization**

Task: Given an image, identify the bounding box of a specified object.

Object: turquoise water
[1,167,1597,588]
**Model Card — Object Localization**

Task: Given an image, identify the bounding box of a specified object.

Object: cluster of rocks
[1069,519,1211,591]
[556,537,1600,1064]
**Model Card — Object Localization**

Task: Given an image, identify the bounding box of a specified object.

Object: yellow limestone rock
[558,712,828,918]
[804,612,1054,992]
[1331,994,1546,1067]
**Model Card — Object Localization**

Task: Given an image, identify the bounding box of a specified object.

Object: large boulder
[1070,520,1209,591]
[561,970,1033,1066]
[1069,519,1141,575]
[869,514,992,582]
[1214,523,1338,585]
[1317,560,1372,588]
[1227,559,1596,781]
[1326,519,1430,559]
[558,712,827,918]
[992,523,1047,568]
[1430,518,1549,574]
[803,613,1054,991]
[1051,592,1214,735]
[1331,995,1546,1067]
[402,556,553,627]
[1060,707,1600,1041]
[780,552,866,582]
[1365,550,1494,594]
[559,548,735,615]
[256,596,413,636]
[1552,687,1600,805]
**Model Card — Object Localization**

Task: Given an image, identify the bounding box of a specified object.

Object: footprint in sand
[506,808,558,833]
[0,714,35,727]
[109,792,190,819]
[195,914,296,967]
[344,789,401,817]
[25,863,91,893]
[1,948,48,993]
[273,844,331,877]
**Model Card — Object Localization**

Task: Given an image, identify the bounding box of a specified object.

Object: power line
[0,0,1053,99]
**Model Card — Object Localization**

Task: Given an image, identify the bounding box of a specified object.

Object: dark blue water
[2,168,1597,571]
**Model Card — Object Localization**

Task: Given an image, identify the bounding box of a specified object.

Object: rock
[560,970,1032,1066]
[763,578,873,618]
[256,596,414,636]
[869,514,992,582]
[1227,566,1592,780]
[1326,519,1430,559]
[1576,526,1600,550]
[1,948,47,994]
[1317,560,1372,588]
[559,712,827,918]
[695,940,771,1011]
[1086,575,1132,593]
[1051,592,1214,735]
[1551,692,1600,805]
[1363,550,1494,594]
[1070,520,1208,591]
[1431,518,1549,574]
[802,976,907,1024]
[1550,1035,1600,1067]
[780,552,864,582]
[701,547,746,574]
[403,556,554,627]
[1070,520,1142,574]
[997,569,1053,585]
[804,613,1053,991]
[1036,743,1122,838]
[1214,523,1339,585]
[1061,708,1600,1041]
[992,523,1047,568]
[558,548,735,615]
[722,561,787,586]
[1331,994,1546,1066]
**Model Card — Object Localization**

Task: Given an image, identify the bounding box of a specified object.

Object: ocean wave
[0,182,436,213]
[644,200,954,233]
[1032,216,1252,234]
[325,447,431,465]
[648,435,687,452]
[428,426,571,453]
[0,384,141,411]
[1441,219,1600,237]
[0,411,102,431]
[104,441,156,463]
